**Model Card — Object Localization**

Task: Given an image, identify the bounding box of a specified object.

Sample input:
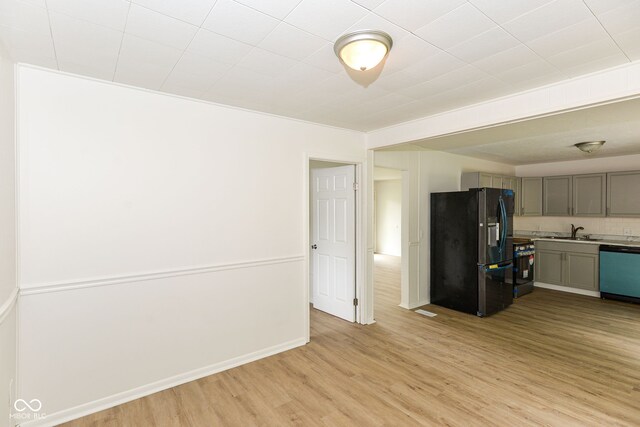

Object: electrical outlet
[623,228,632,236]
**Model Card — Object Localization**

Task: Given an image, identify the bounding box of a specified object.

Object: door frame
[304,153,369,343]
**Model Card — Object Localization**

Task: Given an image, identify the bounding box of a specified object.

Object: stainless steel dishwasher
[600,245,640,303]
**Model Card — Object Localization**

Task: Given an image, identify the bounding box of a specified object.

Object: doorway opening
[373,167,404,315]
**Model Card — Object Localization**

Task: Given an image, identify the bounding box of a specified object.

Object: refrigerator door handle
[498,198,507,257]
[482,261,513,272]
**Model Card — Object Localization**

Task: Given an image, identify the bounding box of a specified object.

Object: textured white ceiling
[383,97,640,165]
[0,0,639,131]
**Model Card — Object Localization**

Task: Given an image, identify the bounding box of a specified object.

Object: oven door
[514,253,534,285]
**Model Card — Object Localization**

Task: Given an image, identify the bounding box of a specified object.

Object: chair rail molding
[0,287,18,324]
[20,255,305,296]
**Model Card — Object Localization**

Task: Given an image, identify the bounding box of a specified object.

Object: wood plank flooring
[64,254,640,426]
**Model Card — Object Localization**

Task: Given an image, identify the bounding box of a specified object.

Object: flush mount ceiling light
[575,140,606,153]
[334,30,393,71]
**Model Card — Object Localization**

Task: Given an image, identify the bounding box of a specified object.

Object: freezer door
[478,261,514,316]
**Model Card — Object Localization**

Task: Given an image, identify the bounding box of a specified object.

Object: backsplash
[514,216,640,238]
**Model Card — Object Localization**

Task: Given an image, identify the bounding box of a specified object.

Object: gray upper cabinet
[515,178,522,216]
[544,175,572,216]
[461,172,519,215]
[502,176,516,191]
[521,177,543,216]
[607,171,640,217]
[462,169,640,217]
[573,173,606,217]
[502,176,518,216]
[479,173,493,187]
[461,172,509,190]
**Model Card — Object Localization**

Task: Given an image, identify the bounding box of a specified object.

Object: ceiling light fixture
[334,30,393,71]
[575,140,606,153]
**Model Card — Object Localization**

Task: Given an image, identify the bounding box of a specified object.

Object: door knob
[311,244,317,249]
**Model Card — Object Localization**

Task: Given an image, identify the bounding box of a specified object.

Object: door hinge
[353,298,358,306]
[353,182,359,191]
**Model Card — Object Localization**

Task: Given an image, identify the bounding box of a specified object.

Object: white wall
[375,149,514,308]
[0,45,17,427]
[375,180,401,256]
[515,154,640,236]
[17,66,365,424]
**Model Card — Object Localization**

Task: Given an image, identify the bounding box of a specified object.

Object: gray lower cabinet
[607,171,640,217]
[573,173,606,217]
[543,175,572,216]
[521,177,543,216]
[535,241,599,291]
[565,252,599,290]
[536,249,564,284]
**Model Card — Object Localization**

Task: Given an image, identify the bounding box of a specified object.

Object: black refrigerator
[431,188,514,317]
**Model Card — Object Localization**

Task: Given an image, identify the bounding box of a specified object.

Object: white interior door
[311,165,356,322]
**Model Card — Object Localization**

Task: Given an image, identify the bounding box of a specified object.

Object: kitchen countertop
[517,235,640,248]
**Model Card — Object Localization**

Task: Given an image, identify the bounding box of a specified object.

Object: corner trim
[406,298,430,310]
[20,337,307,427]
[0,287,18,324]
[20,256,305,296]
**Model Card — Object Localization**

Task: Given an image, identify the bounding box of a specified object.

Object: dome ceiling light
[575,140,606,153]
[334,30,393,71]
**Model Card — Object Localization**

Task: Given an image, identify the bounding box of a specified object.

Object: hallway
[373,253,402,316]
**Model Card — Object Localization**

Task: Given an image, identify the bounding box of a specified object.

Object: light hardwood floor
[65,254,640,426]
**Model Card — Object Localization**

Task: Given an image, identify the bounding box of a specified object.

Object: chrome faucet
[571,224,584,239]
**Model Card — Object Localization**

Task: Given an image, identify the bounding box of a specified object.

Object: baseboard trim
[534,282,600,298]
[21,337,307,427]
[398,299,429,310]
[0,287,18,324]
[21,255,305,296]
